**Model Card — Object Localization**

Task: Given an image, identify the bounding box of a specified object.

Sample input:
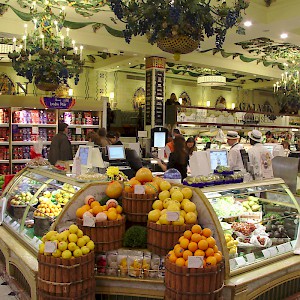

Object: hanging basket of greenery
[35,81,60,92]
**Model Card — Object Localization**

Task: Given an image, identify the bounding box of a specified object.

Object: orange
[76,207,87,218]
[168,250,175,256]
[182,250,193,260]
[199,235,207,241]
[188,241,198,252]
[194,249,205,257]
[206,237,216,248]
[214,252,222,263]
[198,240,209,251]
[88,209,93,214]
[108,207,117,213]
[116,205,123,214]
[183,230,193,240]
[102,205,108,211]
[92,205,103,216]
[191,224,202,234]
[180,238,190,249]
[191,233,201,243]
[202,228,212,238]
[117,214,123,220]
[174,246,184,258]
[175,257,185,267]
[202,259,207,268]
[206,256,217,266]
[213,245,219,253]
[169,253,177,263]
[185,259,189,267]
[107,210,117,221]
[90,201,101,209]
[179,236,185,243]
[205,247,215,257]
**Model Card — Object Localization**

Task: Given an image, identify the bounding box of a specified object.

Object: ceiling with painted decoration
[0,0,299,89]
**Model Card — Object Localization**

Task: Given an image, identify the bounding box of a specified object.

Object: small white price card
[268,246,278,257]
[44,241,57,253]
[0,197,8,225]
[245,253,255,264]
[291,240,296,248]
[188,256,204,268]
[32,126,39,134]
[283,242,292,251]
[276,244,286,254]
[134,185,145,194]
[83,215,95,227]
[166,211,180,222]
[75,127,81,135]
[262,249,271,258]
[234,257,246,267]
[229,259,237,270]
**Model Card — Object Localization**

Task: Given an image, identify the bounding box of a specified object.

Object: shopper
[226,131,245,171]
[165,128,181,158]
[281,141,290,157]
[157,135,189,180]
[165,93,180,105]
[48,122,73,165]
[186,137,197,156]
[265,131,273,143]
[247,129,273,180]
[86,130,101,146]
[97,128,111,148]
[107,131,123,145]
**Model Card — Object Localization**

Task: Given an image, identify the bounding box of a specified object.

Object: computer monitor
[263,144,275,154]
[107,145,126,160]
[77,145,92,167]
[154,131,167,148]
[208,149,228,171]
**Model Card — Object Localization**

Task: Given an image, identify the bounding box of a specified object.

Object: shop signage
[40,97,76,109]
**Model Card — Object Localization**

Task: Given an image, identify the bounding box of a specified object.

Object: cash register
[107,145,130,169]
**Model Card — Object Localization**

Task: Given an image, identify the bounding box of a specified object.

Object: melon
[105,181,123,199]
[135,167,153,183]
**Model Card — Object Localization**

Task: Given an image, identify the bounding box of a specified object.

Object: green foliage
[123,226,147,249]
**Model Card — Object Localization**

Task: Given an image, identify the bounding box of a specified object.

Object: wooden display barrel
[165,259,225,300]
[122,191,156,223]
[147,222,193,256]
[37,251,95,300]
[11,204,27,219]
[77,216,125,253]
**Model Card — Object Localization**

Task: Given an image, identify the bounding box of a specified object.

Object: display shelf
[11,159,31,163]
[0,123,9,127]
[0,159,9,163]
[11,141,51,146]
[68,124,99,128]
[70,141,88,145]
[11,123,57,127]
[0,141,9,145]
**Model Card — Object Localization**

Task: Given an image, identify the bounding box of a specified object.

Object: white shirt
[248,143,274,180]
[228,143,245,171]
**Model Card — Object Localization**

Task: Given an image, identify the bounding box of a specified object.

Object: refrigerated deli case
[0,167,299,300]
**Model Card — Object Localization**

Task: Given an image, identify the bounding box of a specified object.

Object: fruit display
[106,166,128,182]
[0,174,4,189]
[106,181,124,199]
[264,212,290,239]
[34,202,62,217]
[39,224,95,258]
[10,192,36,205]
[241,196,261,212]
[147,186,198,225]
[224,233,238,256]
[167,225,223,268]
[231,222,256,236]
[209,196,244,219]
[76,194,123,221]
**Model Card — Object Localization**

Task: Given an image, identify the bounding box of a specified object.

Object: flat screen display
[263,144,274,154]
[107,145,126,160]
[79,147,90,166]
[154,131,166,148]
[209,150,228,170]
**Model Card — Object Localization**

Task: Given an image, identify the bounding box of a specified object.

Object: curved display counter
[0,167,299,299]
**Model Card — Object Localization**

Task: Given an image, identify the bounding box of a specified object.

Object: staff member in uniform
[247,129,273,180]
[226,131,245,171]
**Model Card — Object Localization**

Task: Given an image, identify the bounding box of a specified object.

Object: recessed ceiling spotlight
[116,65,119,68]
[128,62,131,65]
[244,21,252,27]
[144,57,146,60]
[133,53,138,56]
[280,33,288,39]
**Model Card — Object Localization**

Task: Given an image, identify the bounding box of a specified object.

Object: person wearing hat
[48,122,73,165]
[226,131,245,171]
[247,129,273,180]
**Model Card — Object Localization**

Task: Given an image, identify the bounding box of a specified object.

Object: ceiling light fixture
[244,21,252,27]
[197,75,226,86]
[280,33,288,39]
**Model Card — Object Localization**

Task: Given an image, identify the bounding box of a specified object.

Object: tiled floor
[0,277,18,300]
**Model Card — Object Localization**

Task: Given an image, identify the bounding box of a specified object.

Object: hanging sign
[40,97,75,110]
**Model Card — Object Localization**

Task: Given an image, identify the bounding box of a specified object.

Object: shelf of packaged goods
[0,123,9,127]
[177,122,300,130]
[11,141,51,146]
[0,141,9,145]
[67,125,99,129]
[0,160,9,163]
[70,141,88,145]
[11,159,31,163]
[11,123,57,127]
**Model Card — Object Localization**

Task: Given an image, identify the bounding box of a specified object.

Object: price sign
[229,259,237,270]
[83,215,95,227]
[0,197,8,225]
[188,256,204,268]
[268,246,278,257]
[166,211,180,222]
[239,212,262,222]
[262,249,271,258]
[276,244,286,254]
[134,185,145,194]
[283,242,292,251]
[291,240,296,248]
[234,257,246,267]
[32,126,39,134]
[245,253,255,264]
[75,127,81,135]
[44,241,57,253]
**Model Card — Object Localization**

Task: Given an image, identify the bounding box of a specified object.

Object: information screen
[107,145,126,160]
[209,150,228,170]
[154,131,166,148]
[79,147,90,166]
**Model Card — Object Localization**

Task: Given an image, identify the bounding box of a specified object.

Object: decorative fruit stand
[0,167,299,300]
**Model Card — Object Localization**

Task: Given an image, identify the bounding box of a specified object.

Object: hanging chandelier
[197,75,226,86]
[8,2,85,91]
[109,0,250,59]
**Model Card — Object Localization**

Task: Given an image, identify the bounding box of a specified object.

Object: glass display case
[199,178,300,276]
[1,167,85,253]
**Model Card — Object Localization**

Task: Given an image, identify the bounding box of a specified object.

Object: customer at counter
[226,131,245,172]
[247,129,273,180]
[186,137,197,157]
[157,135,189,180]
[165,128,181,158]
[48,122,73,165]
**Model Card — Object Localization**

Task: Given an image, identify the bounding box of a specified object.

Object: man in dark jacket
[48,122,73,165]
